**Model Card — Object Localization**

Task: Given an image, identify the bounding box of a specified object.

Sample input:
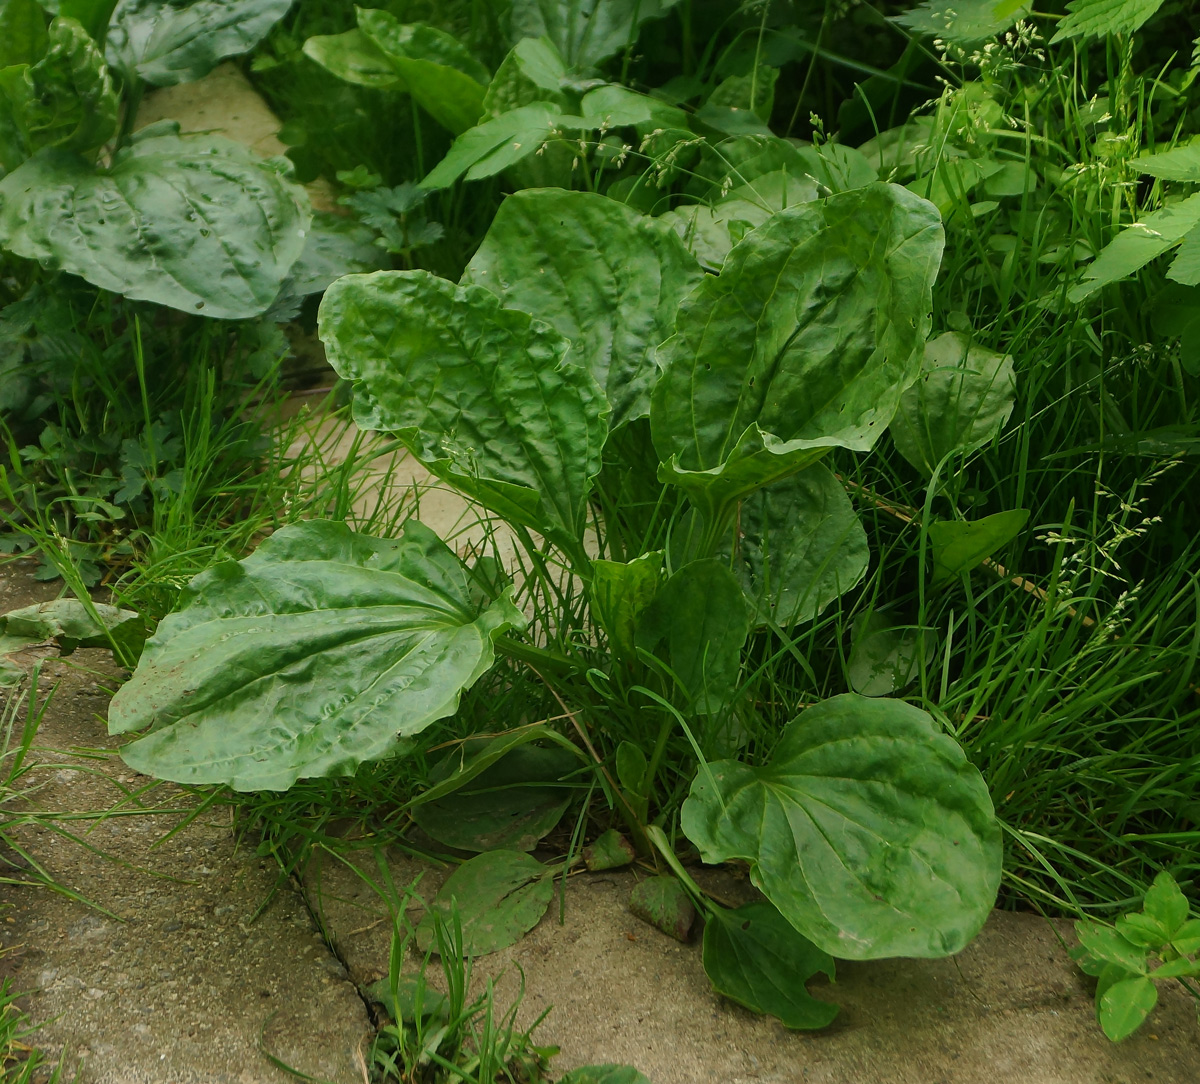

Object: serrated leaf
[461,190,701,430]
[511,0,682,70]
[894,0,1026,45]
[109,520,525,791]
[1069,193,1200,302]
[702,901,838,1029]
[0,124,310,319]
[416,850,553,955]
[1135,141,1200,182]
[106,0,294,86]
[890,331,1016,477]
[1168,227,1200,287]
[1098,975,1157,1041]
[1051,0,1165,43]
[681,694,1001,959]
[929,509,1029,584]
[651,183,943,520]
[317,270,607,554]
[729,466,869,628]
[629,875,695,941]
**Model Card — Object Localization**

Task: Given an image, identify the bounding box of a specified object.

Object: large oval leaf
[462,189,702,430]
[318,270,607,553]
[106,0,294,86]
[650,183,943,518]
[511,0,682,70]
[108,520,525,791]
[0,123,310,319]
[730,465,868,628]
[680,693,1001,959]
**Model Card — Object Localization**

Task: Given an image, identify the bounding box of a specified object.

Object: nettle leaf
[729,466,869,629]
[416,850,553,955]
[109,520,525,791]
[637,559,751,715]
[107,0,294,86]
[462,190,702,430]
[1069,194,1200,302]
[681,693,1001,959]
[318,270,607,553]
[510,0,682,71]
[702,901,838,1030]
[929,509,1028,584]
[890,331,1016,477]
[0,16,118,169]
[1136,142,1200,182]
[590,551,663,662]
[651,183,943,519]
[304,9,488,135]
[1051,0,1165,43]
[894,0,1026,45]
[0,123,310,319]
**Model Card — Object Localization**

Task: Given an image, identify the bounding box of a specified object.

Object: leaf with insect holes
[416,850,553,955]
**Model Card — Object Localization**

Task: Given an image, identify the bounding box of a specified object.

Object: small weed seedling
[1071,872,1200,1041]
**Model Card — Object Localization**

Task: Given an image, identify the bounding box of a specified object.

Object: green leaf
[108,520,525,791]
[483,36,568,117]
[1143,870,1191,936]
[1135,142,1200,182]
[317,270,607,554]
[301,29,398,89]
[890,331,1016,477]
[637,559,751,714]
[590,552,663,662]
[707,64,778,125]
[1051,0,1165,43]
[729,466,868,628]
[1115,912,1168,947]
[651,183,943,520]
[847,612,933,696]
[628,876,695,942]
[356,9,487,135]
[416,850,553,955]
[1171,917,1200,955]
[583,828,635,871]
[279,210,387,300]
[0,0,48,68]
[421,102,564,189]
[462,190,701,430]
[0,656,21,687]
[106,0,293,86]
[929,509,1029,584]
[895,0,1026,45]
[680,693,1001,959]
[0,16,118,169]
[702,901,838,1030]
[363,977,448,1022]
[1098,975,1157,1041]
[1149,285,1200,373]
[411,739,578,851]
[1074,922,1148,973]
[1069,193,1200,302]
[36,0,117,42]
[615,742,647,795]
[1167,227,1200,287]
[0,124,310,319]
[1148,956,1200,979]
[510,0,682,70]
[0,598,143,657]
[556,1068,651,1084]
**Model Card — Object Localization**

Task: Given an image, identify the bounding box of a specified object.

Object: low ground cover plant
[1,0,1199,1061]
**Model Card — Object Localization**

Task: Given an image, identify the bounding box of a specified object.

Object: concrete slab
[0,563,372,1084]
[304,844,1200,1084]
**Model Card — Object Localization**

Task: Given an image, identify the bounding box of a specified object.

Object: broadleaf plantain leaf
[729,466,868,628]
[702,900,838,1029]
[107,0,294,86]
[109,520,525,791]
[510,0,682,70]
[0,123,310,319]
[681,693,1001,959]
[651,183,943,519]
[462,189,702,430]
[929,509,1029,584]
[318,270,607,553]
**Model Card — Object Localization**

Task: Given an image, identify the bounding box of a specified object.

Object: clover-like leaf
[0,123,310,319]
[318,270,607,554]
[109,520,525,791]
[681,693,1001,959]
[462,189,701,430]
[651,183,943,520]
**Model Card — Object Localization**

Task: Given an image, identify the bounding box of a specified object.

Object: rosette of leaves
[109,185,1001,1006]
